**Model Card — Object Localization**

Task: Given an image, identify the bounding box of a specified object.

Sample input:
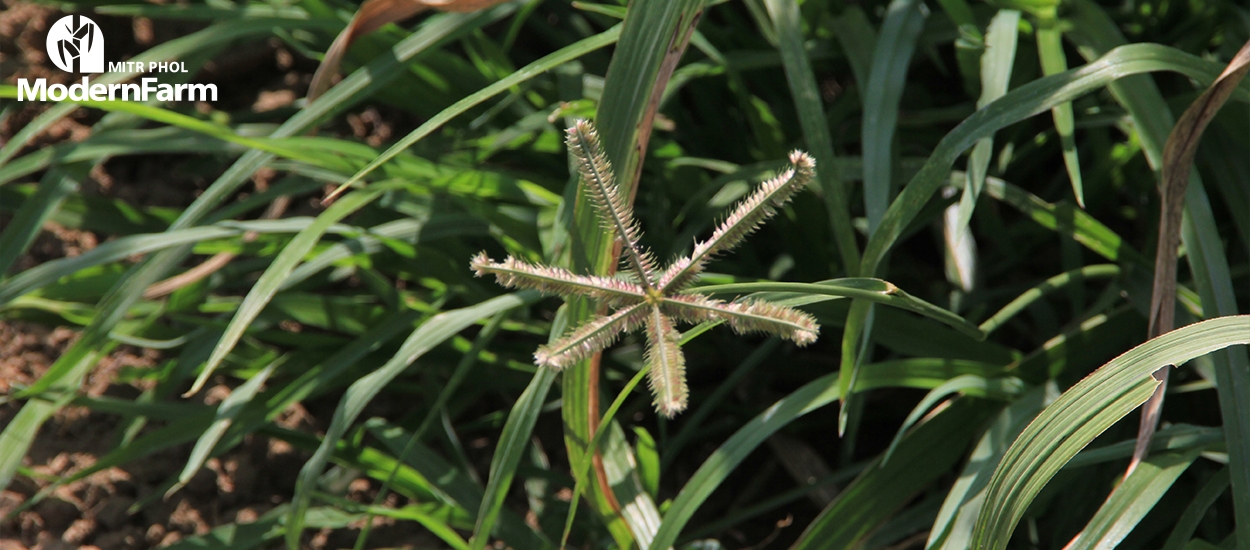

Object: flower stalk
[471,119,820,416]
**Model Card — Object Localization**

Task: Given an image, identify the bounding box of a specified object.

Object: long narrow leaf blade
[323,25,622,201]
[972,315,1250,549]
[190,184,392,396]
[956,9,1019,234]
[286,292,535,549]
[862,0,928,233]
[1036,19,1085,207]
[763,0,860,270]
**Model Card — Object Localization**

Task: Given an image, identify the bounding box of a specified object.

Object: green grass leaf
[160,505,358,550]
[558,1,707,547]
[978,264,1121,335]
[286,291,536,549]
[927,384,1056,550]
[862,0,928,233]
[790,399,995,550]
[649,356,1004,549]
[881,374,1023,465]
[367,422,546,549]
[190,184,395,395]
[472,366,558,550]
[1163,467,1232,550]
[1064,8,1250,541]
[0,17,337,168]
[0,218,362,310]
[763,0,859,271]
[171,358,283,496]
[841,41,1240,442]
[861,43,1239,277]
[690,278,984,339]
[1036,18,1085,207]
[955,8,1019,234]
[0,167,84,276]
[649,371,842,550]
[1066,449,1201,549]
[325,25,622,201]
[973,315,1250,548]
[0,9,498,495]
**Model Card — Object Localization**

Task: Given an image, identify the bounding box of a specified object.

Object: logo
[17,13,217,103]
[46,15,104,73]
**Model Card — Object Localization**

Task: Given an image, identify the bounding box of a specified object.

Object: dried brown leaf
[307,0,510,101]
[1129,38,1250,476]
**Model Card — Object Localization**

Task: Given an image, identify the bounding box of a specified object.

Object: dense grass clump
[1,0,1247,548]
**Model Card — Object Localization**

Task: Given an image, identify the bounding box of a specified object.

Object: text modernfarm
[17,77,217,102]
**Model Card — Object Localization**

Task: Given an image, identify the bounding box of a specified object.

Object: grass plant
[1,0,1248,548]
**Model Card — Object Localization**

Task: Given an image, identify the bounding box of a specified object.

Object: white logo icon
[46,15,104,73]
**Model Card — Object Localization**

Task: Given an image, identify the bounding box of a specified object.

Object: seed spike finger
[661,151,816,292]
[661,294,819,345]
[471,122,821,417]
[566,120,660,286]
[471,252,645,307]
[536,303,649,369]
[645,306,687,417]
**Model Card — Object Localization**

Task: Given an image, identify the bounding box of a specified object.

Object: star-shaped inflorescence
[471,119,819,417]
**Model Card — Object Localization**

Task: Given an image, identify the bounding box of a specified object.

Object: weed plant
[0,0,1248,548]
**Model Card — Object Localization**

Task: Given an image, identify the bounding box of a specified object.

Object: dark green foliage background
[1,0,1247,548]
